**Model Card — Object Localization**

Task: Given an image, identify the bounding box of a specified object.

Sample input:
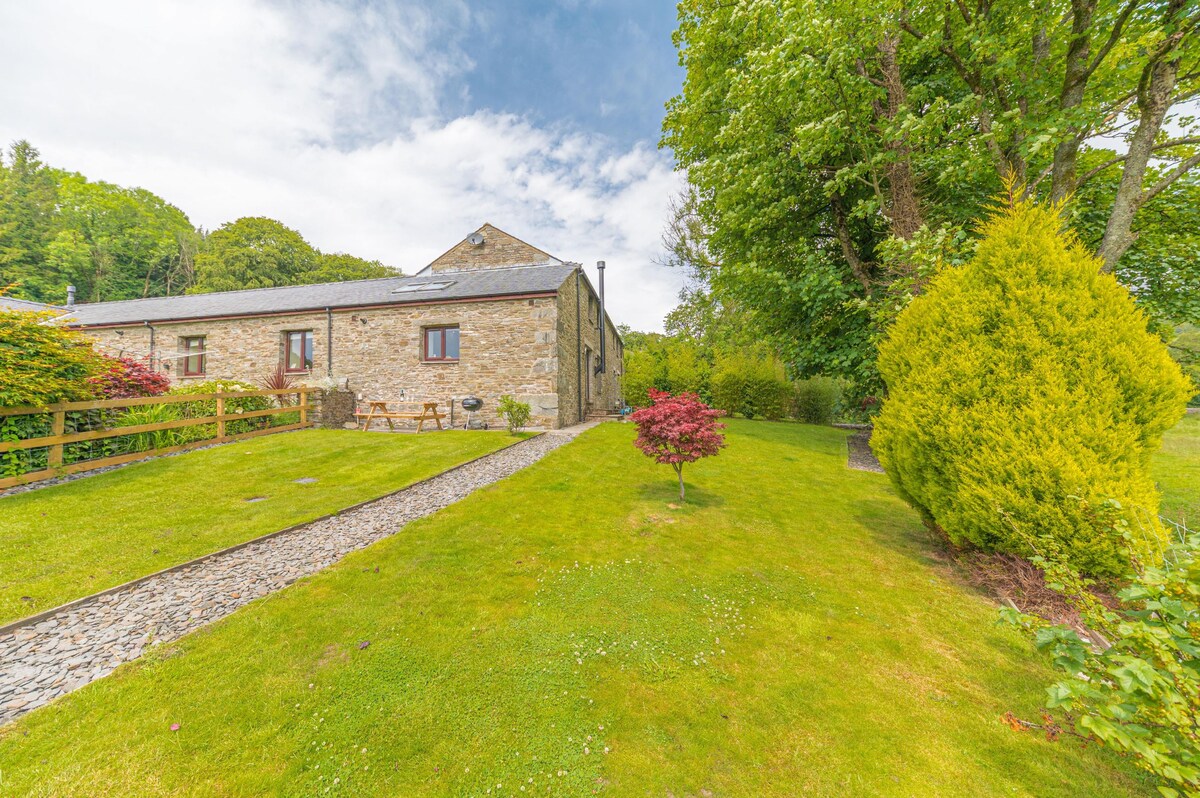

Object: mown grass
[1156,413,1200,529]
[0,420,1157,796]
[0,429,520,625]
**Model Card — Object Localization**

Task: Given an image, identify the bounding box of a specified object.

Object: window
[182,336,206,377]
[423,326,460,362]
[284,330,313,373]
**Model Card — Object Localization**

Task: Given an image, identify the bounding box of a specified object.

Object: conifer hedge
[873,202,1192,576]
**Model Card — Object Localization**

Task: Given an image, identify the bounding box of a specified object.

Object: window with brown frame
[284,330,313,373]
[423,326,460,362]
[181,336,206,377]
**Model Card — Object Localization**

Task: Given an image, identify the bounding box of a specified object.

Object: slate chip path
[847,429,884,473]
[0,428,587,726]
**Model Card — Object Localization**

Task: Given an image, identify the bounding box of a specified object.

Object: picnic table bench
[355,401,446,433]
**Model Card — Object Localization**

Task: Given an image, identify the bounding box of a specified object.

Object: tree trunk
[676,463,686,502]
[830,193,872,290]
[876,33,925,242]
[1049,0,1097,202]
[1098,0,1189,271]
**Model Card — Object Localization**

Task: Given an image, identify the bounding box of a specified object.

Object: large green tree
[190,217,319,293]
[48,175,199,303]
[0,141,200,304]
[0,141,59,298]
[190,218,398,294]
[303,252,397,284]
[664,0,1200,396]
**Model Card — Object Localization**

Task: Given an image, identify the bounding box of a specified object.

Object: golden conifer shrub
[872,201,1192,576]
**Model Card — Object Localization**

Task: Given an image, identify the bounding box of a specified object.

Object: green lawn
[0,420,1158,796]
[1156,413,1200,528]
[0,429,518,626]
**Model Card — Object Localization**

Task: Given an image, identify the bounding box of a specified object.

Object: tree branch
[1080,0,1141,84]
[1138,151,1200,207]
[830,193,873,290]
[1075,137,1200,187]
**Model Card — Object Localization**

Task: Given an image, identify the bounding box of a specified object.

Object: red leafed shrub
[631,388,726,502]
[90,356,171,399]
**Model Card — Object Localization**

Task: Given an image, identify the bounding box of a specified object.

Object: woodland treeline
[0,141,397,305]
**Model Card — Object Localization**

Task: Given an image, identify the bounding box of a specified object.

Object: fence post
[216,395,226,440]
[299,390,309,426]
[48,409,65,468]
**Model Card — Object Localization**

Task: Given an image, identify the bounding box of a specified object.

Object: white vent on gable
[392,281,456,294]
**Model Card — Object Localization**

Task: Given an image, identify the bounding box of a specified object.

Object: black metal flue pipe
[597,260,606,374]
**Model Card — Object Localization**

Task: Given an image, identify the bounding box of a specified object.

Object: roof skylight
[392,281,455,294]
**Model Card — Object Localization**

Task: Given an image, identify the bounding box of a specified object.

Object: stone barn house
[66,225,623,429]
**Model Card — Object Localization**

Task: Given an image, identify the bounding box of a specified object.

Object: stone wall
[83,295,565,428]
[315,389,356,429]
[555,269,623,427]
[428,224,555,273]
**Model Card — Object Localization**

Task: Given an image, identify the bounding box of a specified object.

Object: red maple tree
[90,355,171,399]
[630,389,726,502]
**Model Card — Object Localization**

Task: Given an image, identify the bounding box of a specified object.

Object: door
[584,347,594,412]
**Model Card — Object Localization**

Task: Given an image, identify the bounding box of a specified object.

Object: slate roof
[0,296,59,313]
[66,262,578,327]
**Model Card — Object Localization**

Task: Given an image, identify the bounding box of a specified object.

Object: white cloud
[0,0,684,330]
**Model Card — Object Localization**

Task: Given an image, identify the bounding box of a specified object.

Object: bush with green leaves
[622,348,663,409]
[0,309,113,477]
[710,351,790,420]
[0,309,107,406]
[497,395,532,434]
[1003,506,1200,797]
[113,402,187,453]
[169,380,274,436]
[873,201,1192,576]
[1171,324,1200,408]
[791,377,842,425]
[621,338,711,409]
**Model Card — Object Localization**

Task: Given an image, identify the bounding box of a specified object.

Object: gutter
[325,307,333,377]
[144,321,155,371]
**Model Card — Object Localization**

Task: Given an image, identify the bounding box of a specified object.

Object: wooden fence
[0,388,318,490]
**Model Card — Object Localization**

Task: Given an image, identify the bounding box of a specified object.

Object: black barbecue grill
[459,396,486,429]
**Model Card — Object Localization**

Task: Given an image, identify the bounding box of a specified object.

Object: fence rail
[0,388,318,490]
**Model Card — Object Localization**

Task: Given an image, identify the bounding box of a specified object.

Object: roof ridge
[74,274,410,308]
[427,260,570,275]
[1,296,62,309]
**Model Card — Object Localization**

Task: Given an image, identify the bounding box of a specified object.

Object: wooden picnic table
[355,400,446,433]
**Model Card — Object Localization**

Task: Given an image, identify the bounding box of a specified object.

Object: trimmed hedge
[710,353,790,420]
[872,201,1192,576]
[791,377,841,425]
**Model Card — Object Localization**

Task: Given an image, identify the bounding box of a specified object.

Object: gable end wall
[555,270,623,427]
[429,224,555,273]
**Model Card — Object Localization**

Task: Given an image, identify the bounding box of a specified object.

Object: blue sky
[455,1,682,146]
[0,0,688,330]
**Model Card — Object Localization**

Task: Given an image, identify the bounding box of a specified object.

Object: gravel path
[0,429,585,726]
[847,429,884,473]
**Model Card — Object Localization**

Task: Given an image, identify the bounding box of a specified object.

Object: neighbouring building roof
[66,262,579,328]
[0,296,59,313]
